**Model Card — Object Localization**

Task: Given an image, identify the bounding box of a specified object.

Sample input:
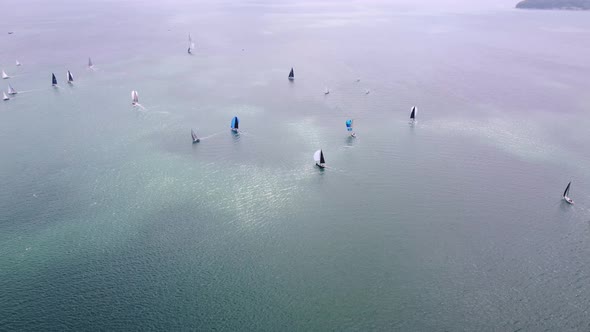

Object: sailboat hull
[564,197,574,205]
[316,163,326,169]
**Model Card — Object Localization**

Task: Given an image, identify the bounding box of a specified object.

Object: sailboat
[52,73,58,86]
[191,129,200,143]
[88,57,93,68]
[188,33,195,54]
[563,181,574,205]
[7,83,17,95]
[288,67,294,81]
[346,119,355,137]
[67,70,74,84]
[365,89,370,95]
[324,87,330,95]
[231,116,239,132]
[314,149,326,168]
[2,91,9,101]
[2,70,9,79]
[410,106,417,123]
[16,60,21,66]
[131,90,139,105]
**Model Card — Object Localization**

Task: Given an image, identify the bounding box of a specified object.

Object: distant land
[516,0,590,9]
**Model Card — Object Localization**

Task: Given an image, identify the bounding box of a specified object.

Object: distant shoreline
[516,0,590,10]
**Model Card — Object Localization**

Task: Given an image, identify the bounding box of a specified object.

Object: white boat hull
[564,196,574,205]
[316,163,325,169]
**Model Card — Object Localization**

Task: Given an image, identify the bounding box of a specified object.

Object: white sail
[2,91,8,100]
[188,33,195,52]
[324,87,329,95]
[314,150,322,163]
[563,181,574,204]
[2,70,9,79]
[7,83,16,95]
[16,60,21,66]
[131,90,139,104]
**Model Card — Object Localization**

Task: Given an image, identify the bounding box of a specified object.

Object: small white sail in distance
[563,181,574,204]
[2,91,9,100]
[188,33,195,54]
[410,106,417,121]
[2,70,9,79]
[131,90,139,105]
[314,149,326,167]
[16,60,21,66]
[191,128,200,143]
[7,83,17,95]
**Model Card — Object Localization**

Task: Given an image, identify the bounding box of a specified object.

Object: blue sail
[231,116,239,129]
[52,73,57,86]
[346,119,353,131]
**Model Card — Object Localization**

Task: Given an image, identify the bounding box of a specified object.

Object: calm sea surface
[1,0,590,330]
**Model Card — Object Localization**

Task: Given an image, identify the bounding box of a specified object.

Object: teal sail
[346,119,353,132]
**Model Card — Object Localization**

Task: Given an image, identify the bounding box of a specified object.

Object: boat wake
[18,88,47,94]
[236,130,253,136]
[133,105,170,115]
[198,130,225,140]
[319,165,348,174]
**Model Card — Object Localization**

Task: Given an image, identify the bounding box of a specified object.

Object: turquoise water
[2,0,590,330]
